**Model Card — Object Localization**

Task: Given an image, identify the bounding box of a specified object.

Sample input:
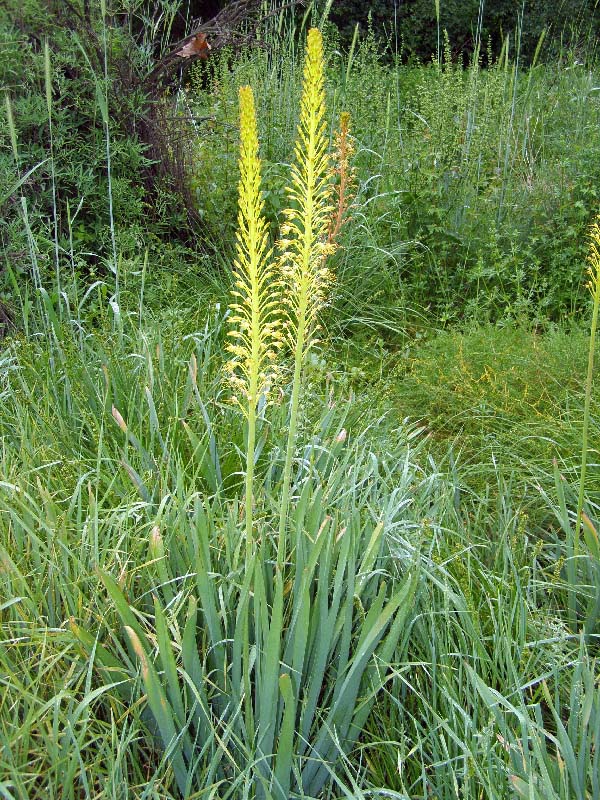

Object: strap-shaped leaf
[356,521,384,596]
[256,569,284,766]
[180,421,219,494]
[299,521,348,750]
[99,570,152,656]
[181,595,212,745]
[69,618,133,703]
[193,499,225,680]
[232,553,256,737]
[330,530,357,709]
[348,569,419,740]
[125,626,190,797]
[272,673,295,800]
[153,596,187,731]
[283,513,331,671]
[302,575,415,792]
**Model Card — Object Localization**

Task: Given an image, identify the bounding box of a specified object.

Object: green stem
[572,237,600,630]
[277,309,306,569]
[244,263,262,565]
[575,284,600,555]
[246,400,257,565]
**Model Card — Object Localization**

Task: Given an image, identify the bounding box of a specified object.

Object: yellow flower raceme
[276,28,336,556]
[278,27,335,352]
[575,213,600,582]
[223,35,355,565]
[226,85,283,559]
[226,86,281,414]
[587,216,600,297]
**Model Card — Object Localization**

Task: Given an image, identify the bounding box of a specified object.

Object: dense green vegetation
[326,0,600,62]
[1,2,600,798]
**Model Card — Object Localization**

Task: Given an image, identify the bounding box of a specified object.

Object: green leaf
[99,570,152,656]
[193,499,225,680]
[272,673,295,800]
[125,627,189,797]
[69,618,133,703]
[181,595,211,744]
[153,596,187,731]
[1,160,49,206]
[256,569,284,767]
[303,574,416,794]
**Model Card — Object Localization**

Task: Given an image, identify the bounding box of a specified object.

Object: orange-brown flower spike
[328,111,356,244]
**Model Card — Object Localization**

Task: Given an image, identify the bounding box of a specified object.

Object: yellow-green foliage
[225,86,281,415]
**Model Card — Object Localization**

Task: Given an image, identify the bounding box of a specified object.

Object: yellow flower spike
[587,216,600,298]
[227,86,281,409]
[278,27,334,353]
[227,85,282,561]
[276,28,336,562]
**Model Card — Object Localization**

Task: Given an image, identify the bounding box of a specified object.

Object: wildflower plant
[576,215,600,548]
[73,27,418,800]
[566,215,600,632]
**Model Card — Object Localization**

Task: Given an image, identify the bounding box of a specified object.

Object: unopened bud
[112,406,127,433]
[149,525,164,560]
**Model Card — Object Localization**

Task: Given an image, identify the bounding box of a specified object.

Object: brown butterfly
[177,32,211,59]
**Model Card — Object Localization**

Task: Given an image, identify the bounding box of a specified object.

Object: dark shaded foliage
[326,0,600,63]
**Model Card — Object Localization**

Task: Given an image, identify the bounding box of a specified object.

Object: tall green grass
[2,280,599,798]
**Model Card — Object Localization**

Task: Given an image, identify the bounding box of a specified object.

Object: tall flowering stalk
[277,28,335,562]
[574,218,600,569]
[226,86,280,563]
